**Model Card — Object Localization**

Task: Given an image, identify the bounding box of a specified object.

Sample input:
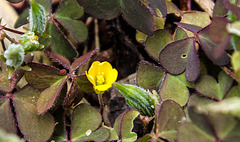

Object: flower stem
[98,93,104,116]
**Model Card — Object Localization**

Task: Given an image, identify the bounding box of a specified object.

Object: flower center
[96,72,105,85]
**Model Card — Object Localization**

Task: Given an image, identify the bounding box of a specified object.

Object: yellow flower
[86,61,118,94]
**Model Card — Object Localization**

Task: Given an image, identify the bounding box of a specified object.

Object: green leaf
[74,75,94,94]
[145,29,173,60]
[25,63,65,89]
[36,76,68,114]
[29,0,46,35]
[56,0,84,19]
[159,74,189,106]
[113,82,154,116]
[73,127,110,142]
[49,22,78,59]
[195,71,233,100]
[71,104,109,141]
[174,27,188,41]
[13,85,55,142]
[78,0,121,20]
[188,94,215,107]
[231,51,240,79]
[0,97,17,134]
[136,134,152,142]
[225,86,240,98]
[120,0,154,35]
[55,17,88,43]
[156,100,185,141]
[113,110,139,142]
[137,60,165,90]
[178,123,215,142]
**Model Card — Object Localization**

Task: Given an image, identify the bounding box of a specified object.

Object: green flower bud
[4,44,24,68]
[113,82,155,116]
[19,31,44,52]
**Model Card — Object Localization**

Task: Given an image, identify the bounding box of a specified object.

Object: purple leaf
[225,1,240,20]
[44,51,71,71]
[214,35,232,58]
[147,0,167,17]
[197,25,230,66]
[36,76,68,114]
[159,37,200,82]
[70,49,98,72]
[25,62,64,89]
[13,85,55,141]
[186,42,200,82]
[209,17,230,43]
[175,22,202,34]
[121,0,154,36]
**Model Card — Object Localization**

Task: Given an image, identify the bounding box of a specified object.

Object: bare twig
[3,27,24,35]
[1,40,6,51]
[5,34,18,44]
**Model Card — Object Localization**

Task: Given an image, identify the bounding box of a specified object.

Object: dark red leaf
[44,51,71,71]
[70,49,98,72]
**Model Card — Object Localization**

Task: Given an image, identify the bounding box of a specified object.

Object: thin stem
[5,34,18,44]
[98,93,104,116]
[3,27,24,35]
[94,18,100,52]
[1,40,6,51]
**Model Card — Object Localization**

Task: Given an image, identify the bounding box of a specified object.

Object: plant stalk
[98,93,104,116]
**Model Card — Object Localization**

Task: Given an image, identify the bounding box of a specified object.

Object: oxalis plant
[1,0,240,142]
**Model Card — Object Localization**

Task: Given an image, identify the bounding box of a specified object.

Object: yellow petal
[105,68,118,84]
[98,61,112,75]
[88,61,100,79]
[86,71,96,86]
[94,83,112,92]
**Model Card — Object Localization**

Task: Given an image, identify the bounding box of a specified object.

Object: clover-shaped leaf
[155,100,185,141]
[159,73,189,106]
[111,110,140,142]
[137,60,165,90]
[159,37,200,82]
[145,29,173,60]
[70,104,110,141]
[195,71,233,100]
[197,25,230,66]
[12,85,55,142]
